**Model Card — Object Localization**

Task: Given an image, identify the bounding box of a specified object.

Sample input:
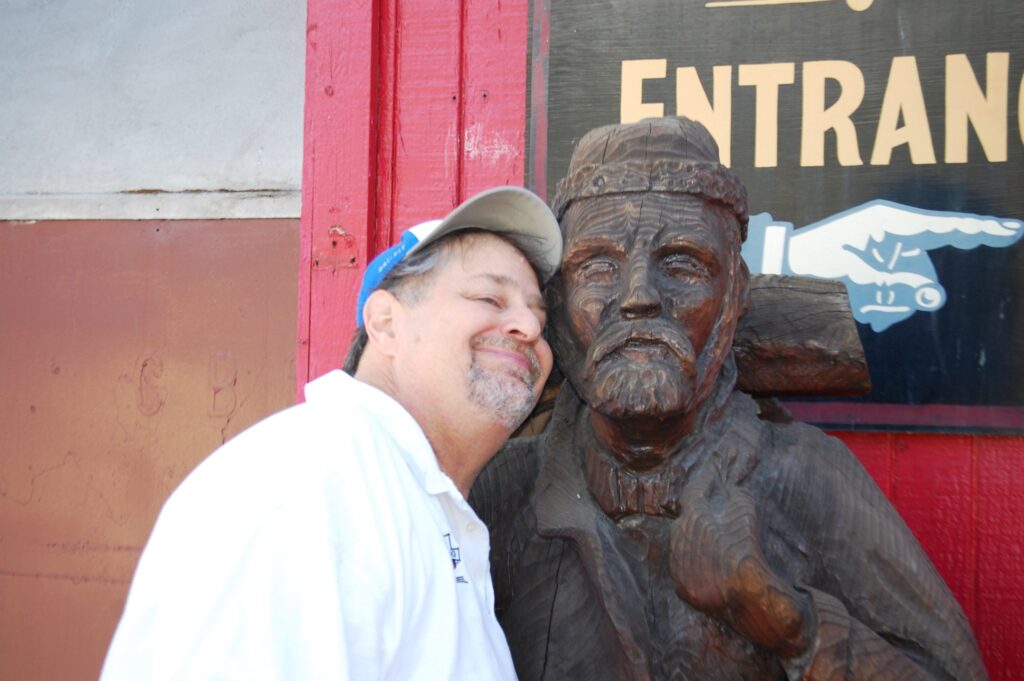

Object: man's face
[392,233,553,432]
[551,192,745,421]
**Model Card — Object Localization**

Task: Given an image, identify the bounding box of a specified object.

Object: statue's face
[550,192,746,421]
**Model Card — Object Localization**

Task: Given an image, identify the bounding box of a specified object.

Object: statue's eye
[577,257,618,281]
[661,253,710,280]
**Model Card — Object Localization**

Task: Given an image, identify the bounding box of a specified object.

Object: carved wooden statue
[470,118,988,680]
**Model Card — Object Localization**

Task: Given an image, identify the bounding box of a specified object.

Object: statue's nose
[619,256,662,319]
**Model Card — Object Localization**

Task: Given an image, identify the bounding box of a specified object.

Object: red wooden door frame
[297,0,380,390]
[297,0,530,393]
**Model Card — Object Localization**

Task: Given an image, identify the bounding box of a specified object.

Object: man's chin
[467,364,538,430]
[584,361,694,421]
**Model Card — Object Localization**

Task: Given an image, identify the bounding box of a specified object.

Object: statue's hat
[552,117,748,241]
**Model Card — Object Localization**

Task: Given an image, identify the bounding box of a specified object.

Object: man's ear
[363,289,401,356]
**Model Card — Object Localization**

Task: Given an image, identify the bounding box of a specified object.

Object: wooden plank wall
[297,0,528,391]
[299,0,1023,678]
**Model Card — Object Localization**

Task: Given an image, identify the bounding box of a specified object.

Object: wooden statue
[470,118,988,680]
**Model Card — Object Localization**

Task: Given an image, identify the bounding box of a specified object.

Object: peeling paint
[444,123,458,180]
[463,123,518,162]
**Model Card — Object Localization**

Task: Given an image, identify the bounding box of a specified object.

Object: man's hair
[341,229,542,375]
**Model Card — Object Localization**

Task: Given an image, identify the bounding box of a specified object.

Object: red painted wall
[298,0,529,388]
[299,1,1023,677]
[835,431,1024,678]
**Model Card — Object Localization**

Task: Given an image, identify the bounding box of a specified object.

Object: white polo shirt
[100,370,517,681]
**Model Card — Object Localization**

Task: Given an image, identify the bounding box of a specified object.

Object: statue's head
[547,117,750,423]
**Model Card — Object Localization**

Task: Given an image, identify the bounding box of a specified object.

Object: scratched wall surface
[0,218,298,681]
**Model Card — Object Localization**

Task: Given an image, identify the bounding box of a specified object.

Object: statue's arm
[781,585,966,681]
[758,425,988,681]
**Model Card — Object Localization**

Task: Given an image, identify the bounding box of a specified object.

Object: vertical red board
[373,0,398,257]
[976,435,1024,680]
[890,434,977,621]
[462,0,530,195]
[388,0,463,237]
[299,0,531,396]
[298,0,380,394]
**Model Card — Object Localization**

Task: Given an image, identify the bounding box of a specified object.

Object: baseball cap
[355,186,562,323]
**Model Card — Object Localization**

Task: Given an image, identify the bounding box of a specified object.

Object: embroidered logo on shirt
[443,533,461,569]
[443,532,470,585]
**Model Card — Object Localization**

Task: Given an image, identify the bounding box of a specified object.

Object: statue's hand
[670,462,811,659]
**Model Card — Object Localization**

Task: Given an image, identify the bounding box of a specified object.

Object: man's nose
[619,255,662,319]
[501,302,543,342]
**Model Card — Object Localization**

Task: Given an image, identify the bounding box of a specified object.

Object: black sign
[529,0,1024,431]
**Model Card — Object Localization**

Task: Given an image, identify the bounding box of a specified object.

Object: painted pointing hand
[742,200,1023,331]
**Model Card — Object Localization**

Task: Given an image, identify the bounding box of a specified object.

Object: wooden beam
[298,0,381,395]
[735,274,870,397]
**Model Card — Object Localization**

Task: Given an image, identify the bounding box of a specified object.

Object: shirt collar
[304,370,460,497]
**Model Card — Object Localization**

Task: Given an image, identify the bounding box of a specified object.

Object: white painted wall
[0,0,305,219]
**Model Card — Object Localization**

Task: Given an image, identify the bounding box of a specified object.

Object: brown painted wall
[0,218,299,680]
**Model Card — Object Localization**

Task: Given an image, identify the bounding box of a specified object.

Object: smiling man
[100,186,562,681]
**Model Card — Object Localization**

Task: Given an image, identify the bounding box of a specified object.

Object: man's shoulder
[746,400,897,531]
[303,370,394,418]
[758,415,863,475]
[720,391,880,503]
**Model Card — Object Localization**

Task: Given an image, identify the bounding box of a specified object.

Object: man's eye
[661,253,709,279]
[577,258,617,280]
[476,296,503,308]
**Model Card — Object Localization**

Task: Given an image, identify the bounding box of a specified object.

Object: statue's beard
[579,321,699,420]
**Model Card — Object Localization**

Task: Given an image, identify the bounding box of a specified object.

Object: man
[471,119,988,680]
[101,186,562,680]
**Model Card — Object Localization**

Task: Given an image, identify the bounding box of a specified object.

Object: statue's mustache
[586,321,696,371]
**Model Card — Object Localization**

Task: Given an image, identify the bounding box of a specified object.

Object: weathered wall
[0,0,304,220]
[0,1,305,679]
[297,0,530,384]
[0,219,298,680]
